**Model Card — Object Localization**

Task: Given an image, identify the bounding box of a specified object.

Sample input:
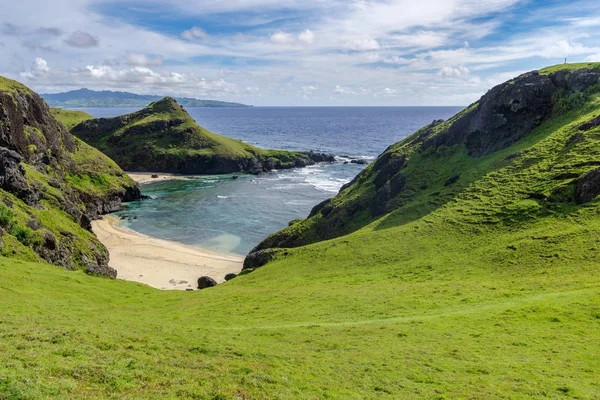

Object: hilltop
[71,97,334,174]
[1,65,600,398]
[42,88,250,108]
[248,63,600,259]
[49,108,93,130]
[0,76,140,277]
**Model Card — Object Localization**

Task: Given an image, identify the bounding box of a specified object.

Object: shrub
[8,225,38,247]
[0,204,14,228]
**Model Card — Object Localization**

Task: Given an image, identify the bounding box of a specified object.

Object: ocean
[83,106,463,255]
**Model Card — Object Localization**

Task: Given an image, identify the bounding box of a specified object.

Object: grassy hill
[1,65,600,398]
[50,108,93,131]
[71,97,334,174]
[0,76,140,276]
[42,88,250,108]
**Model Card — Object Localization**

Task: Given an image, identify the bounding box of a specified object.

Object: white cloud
[19,57,50,79]
[3,0,600,106]
[382,56,408,65]
[380,87,399,97]
[587,53,600,62]
[438,65,471,79]
[334,85,355,95]
[539,40,589,59]
[181,26,208,41]
[298,29,315,45]
[18,61,244,98]
[270,31,294,45]
[33,57,49,73]
[127,53,164,67]
[349,38,380,51]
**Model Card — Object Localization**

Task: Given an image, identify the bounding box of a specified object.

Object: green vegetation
[540,62,600,75]
[1,65,600,398]
[0,76,33,94]
[0,76,139,272]
[72,97,327,174]
[42,88,250,108]
[50,108,93,130]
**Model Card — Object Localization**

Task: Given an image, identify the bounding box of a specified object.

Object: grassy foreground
[2,65,600,398]
[1,213,598,399]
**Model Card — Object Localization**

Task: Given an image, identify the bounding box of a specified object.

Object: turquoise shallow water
[83,106,463,255]
[114,163,364,255]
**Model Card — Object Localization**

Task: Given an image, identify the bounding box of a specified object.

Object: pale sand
[125,172,194,185]
[91,215,243,290]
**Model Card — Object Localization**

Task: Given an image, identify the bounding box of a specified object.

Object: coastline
[91,215,243,290]
[125,172,195,184]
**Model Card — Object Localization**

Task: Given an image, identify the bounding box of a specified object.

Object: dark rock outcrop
[575,168,600,204]
[224,273,237,281]
[197,276,217,289]
[579,115,600,131]
[243,248,283,270]
[0,148,39,205]
[0,77,142,277]
[552,68,600,94]
[423,71,556,157]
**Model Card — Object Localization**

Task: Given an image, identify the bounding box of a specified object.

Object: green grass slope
[251,64,600,254]
[71,98,332,174]
[50,108,93,131]
[2,65,600,398]
[0,76,140,275]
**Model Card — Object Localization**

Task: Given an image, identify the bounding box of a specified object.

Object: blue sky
[1,0,600,105]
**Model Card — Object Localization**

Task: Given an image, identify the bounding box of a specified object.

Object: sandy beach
[125,172,194,184]
[92,215,243,290]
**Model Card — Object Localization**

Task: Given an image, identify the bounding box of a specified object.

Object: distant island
[41,88,251,108]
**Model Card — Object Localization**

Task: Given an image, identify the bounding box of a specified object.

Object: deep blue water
[82,106,463,255]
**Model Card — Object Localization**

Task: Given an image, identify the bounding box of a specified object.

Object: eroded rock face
[0,147,39,206]
[0,81,141,278]
[575,168,600,204]
[424,71,556,157]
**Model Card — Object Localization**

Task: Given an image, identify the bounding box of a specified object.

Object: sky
[1,0,600,106]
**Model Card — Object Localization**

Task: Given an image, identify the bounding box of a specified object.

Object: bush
[0,204,14,228]
[8,225,38,247]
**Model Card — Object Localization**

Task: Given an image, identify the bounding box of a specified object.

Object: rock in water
[197,276,217,289]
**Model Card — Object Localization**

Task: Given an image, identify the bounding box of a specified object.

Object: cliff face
[71,97,334,174]
[246,64,600,268]
[0,76,141,277]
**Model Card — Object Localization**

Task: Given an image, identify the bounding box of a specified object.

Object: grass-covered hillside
[71,97,334,174]
[1,65,600,398]
[50,108,93,131]
[0,76,140,276]
[250,63,600,254]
